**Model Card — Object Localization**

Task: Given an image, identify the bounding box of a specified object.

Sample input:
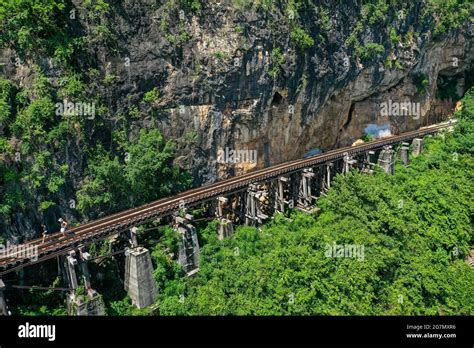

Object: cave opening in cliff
[271,92,283,106]
[431,64,474,123]
[436,64,474,102]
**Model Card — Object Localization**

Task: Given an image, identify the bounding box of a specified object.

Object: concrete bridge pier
[0,279,10,315]
[124,226,158,308]
[65,250,105,316]
[175,215,200,275]
[218,218,234,240]
[400,142,410,166]
[377,146,395,175]
[124,246,158,308]
[412,138,424,156]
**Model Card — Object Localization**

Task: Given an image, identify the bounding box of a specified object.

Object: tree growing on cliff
[124,129,192,206]
[290,26,314,52]
[77,129,192,217]
[77,151,130,218]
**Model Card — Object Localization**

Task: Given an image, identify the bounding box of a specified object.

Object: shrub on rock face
[290,26,314,52]
[143,88,160,104]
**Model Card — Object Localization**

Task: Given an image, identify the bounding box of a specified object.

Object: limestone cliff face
[1,0,473,240]
[56,0,471,181]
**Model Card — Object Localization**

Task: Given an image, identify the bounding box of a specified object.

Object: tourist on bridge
[41,224,48,244]
[58,218,68,236]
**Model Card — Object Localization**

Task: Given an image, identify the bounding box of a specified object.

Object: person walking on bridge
[58,218,68,236]
[41,224,48,244]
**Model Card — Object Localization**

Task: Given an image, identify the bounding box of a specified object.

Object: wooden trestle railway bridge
[0,122,453,314]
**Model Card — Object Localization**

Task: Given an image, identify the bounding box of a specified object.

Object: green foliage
[58,74,86,100]
[424,0,472,37]
[14,278,67,316]
[402,30,414,48]
[82,0,114,45]
[128,105,141,119]
[143,88,160,104]
[77,151,130,216]
[361,133,375,142]
[356,43,385,61]
[269,47,285,78]
[0,164,25,218]
[212,50,230,62]
[389,27,401,44]
[108,296,153,315]
[413,72,429,94]
[233,0,273,12]
[296,74,309,94]
[253,0,273,12]
[345,32,358,48]
[152,246,183,292]
[290,27,314,52]
[184,130,199,143]
[77,129,192,217]
[83,0,110,21]
[0,0,67,55]
[180,0,201,12]
[11,97,55,141]
[0,78,14,128]
[157,88,474,316]
[8,70,56,142]
[319,7,331,30]
[384,58,393,69]
[0,72,75,229]
[0,136,12,154]
[39,200,56,211]
[361,0,389,26]
[124,129,192,205]
[165,23,191,47]
[234,24,244,34]
[103,74,118,85]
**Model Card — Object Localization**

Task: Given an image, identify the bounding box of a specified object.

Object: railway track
[0,122,452,275]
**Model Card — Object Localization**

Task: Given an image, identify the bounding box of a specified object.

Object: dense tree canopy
[154,89,474,315]
[77,129,192,218]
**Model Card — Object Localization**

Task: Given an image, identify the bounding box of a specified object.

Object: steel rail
[7,284,73,292]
